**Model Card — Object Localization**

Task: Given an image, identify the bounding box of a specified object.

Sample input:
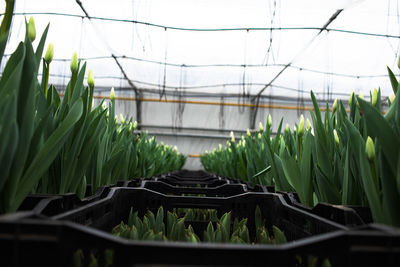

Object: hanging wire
[395,0,400,65]
[131,0,135,51]
[263,0,277,65]
[250,8,345,128]
[396,0,400,58]
[386,0,398,61]
[327,31,334,102]
[119,68,123,91]
[238,30,248,114]
[160,28,168,100]
[219,86,226,130]
[323,30,332,102]
[177,65,186,127]
[42,70,379,99]
[385,0,400,66]
[172,64,186,128]
[27,54,391,79]
[5,11,400,39]
[263,0,279,122]
[297,68,304,117]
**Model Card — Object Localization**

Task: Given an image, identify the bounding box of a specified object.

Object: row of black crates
[0,170,399,266]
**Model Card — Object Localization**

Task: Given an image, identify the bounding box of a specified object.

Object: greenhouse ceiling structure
[2,0,400,169]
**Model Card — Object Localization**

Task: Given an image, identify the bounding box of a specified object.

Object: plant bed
[0,188,399,266]
[277,191,373,227]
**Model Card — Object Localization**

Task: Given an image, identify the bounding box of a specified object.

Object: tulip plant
[0,13,185,213]
[113,206,287,244]
[202,63,400,227]
[0,16,83,213]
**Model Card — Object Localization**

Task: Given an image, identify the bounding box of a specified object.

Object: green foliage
[113,205,287,244]
[112,206,199,242]
[174,208,218,221]
[73,249,114,267]
[201,63,400,227]
[201,119,289,188]
[0,16,185,213]
[0,19,84,212]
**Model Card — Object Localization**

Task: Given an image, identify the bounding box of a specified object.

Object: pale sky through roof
[2,0,400,100]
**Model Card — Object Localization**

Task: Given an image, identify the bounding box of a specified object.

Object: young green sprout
[230,131,235,142]
[389,92,395,105]
[298,115,304,137]
[306,119,312,131]
[285,123,290,133]
[267,114,272,128]
[44,43,54,64]
[332,98,338,113]
[87,69,94,88]
[110,87,115,101]
[27,16,36,42]
[365,136,375,162]
[259,122,264,132]
[43,43,54,96]
[333,129,339,146]
[246,129,251,137]
[349,91,355,107]
[371,88,378,107]
[70,52,78,73]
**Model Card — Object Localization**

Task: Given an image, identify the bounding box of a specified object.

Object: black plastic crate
[168,170,215,179]
[139,180,248,197]
[17,184,115,218]
[52,188,347,259]
[132,180,275,197]
[1,220,400,267]
[277,191,373,227]
[165,175,219,183]
[153,176,229,188]
[49,188,345,240]
[1,188,399,266]
[216,176,276,193]
[159,173,219,182]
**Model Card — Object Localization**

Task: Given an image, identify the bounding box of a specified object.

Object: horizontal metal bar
[137,131,231,140]
[139,124,252,134]
[136,130,276,140]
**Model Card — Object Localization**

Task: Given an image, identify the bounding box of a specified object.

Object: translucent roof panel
[1,0,399,101]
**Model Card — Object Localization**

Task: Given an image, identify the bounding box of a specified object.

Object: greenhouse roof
[2,0,400,102]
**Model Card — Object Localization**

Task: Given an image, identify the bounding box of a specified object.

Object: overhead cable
[30,55,393,79]
[74,0,143,126]
[250,9,344,128]
[2,11,400,38]
[44,72,352,98]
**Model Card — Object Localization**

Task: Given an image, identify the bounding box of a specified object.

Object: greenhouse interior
[0,0,400,266]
